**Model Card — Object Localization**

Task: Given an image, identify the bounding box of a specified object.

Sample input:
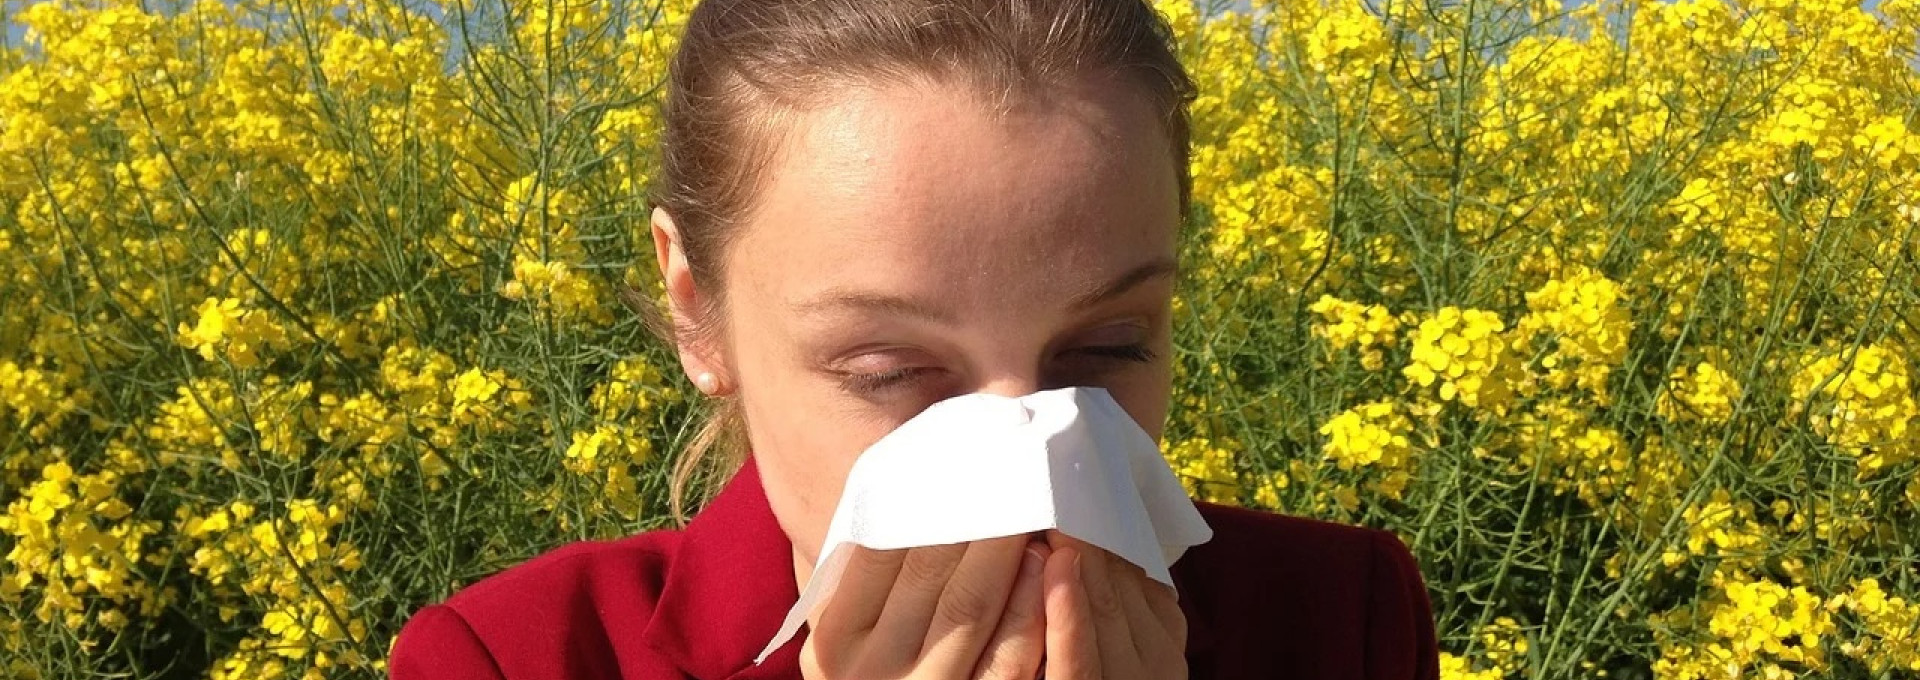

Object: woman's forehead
[730,78,1180,307]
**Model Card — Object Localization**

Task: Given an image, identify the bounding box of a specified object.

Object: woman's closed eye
[831,343,1159,397]
[1067,342,1157,363]
[827,348,938,396]
[836,364,938,394]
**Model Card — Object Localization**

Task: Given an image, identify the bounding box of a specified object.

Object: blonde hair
[638,0,1196,522]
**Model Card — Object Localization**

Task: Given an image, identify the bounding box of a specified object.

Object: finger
[867,541,970,666]
[1106,553,1185,662]
[1043,546,1100,680]
[813,545,907,641]
[919,536,1029,670]
[1141,571,1188,649]
[970,539,1050,680]
[807,546,908,677]
[1072,542,1141,672]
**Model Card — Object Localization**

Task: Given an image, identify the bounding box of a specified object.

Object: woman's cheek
[760,388,902,537]
[1105,362,1175,441]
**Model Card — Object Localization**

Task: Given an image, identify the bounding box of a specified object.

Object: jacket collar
[641,456,804,679]
[642,455,1215,677]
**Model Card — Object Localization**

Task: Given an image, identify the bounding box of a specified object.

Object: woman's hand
[800,535,1051,679]
[1039,532,1189,680]
[798,531,1188,680]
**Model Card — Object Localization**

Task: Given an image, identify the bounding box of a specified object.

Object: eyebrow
[1067,258,1179,310]
[793,258,1179,321]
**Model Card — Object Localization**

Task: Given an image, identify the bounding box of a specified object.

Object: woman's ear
[651,207,733,395]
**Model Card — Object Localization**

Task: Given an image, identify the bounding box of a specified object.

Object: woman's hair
[634,0,1196,521]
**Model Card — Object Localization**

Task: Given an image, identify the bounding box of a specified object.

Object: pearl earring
[695,372,721,395]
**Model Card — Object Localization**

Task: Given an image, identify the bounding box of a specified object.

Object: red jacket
[389,457,1441,679]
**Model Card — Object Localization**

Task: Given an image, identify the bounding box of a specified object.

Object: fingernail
[1023,546,1045,577]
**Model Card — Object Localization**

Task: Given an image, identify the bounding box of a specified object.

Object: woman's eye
[838,366,933,394]
[830,342,1156,397]
[829,348,939,396]
[1070,343,1158,363]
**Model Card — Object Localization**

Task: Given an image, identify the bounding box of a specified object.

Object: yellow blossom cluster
[1317,401,1416,499]
[489,181,617,325]
[1655,569,1839,680]
[1437,617,1533,680]
[1474,617,1531,677]
[0,360,90,444]
[1658,361,1744,425]
[1515,268,1633,401]
[1439,653,1506,680]
[1510,400,1635,508]
[147,376,316,469]
[1790,343,1919,475]
[376,341,536,483]
[1403,308,1522,414]
[179,500,373,678]
[1309,295,1401,370]
[1162,437,1244,505]
[176,298,295,368]
[559,358,681,522]
[1832,578,1920,672]
[0,462,165,630]
[1663,491,1768,571]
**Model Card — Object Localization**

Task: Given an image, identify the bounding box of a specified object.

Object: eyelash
[836,344,1160,395]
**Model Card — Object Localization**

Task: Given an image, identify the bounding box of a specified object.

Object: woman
[390,0,1440,678]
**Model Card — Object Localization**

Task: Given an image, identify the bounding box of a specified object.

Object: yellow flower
[175,297,291,368]
[1309,295,1401,370]
[1659,361,1743,424]
[1833,578,1920,671]
[1439,652,1505,680]
[1790,344,1918,476]
[1516,268,1633,401]
[1318,401,1417,498]
[1161,438,1242,505]
[1403,307,1520,415]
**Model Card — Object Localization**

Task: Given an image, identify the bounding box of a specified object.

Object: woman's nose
[967,376,1044,397]
[971,370,1046,399]
[965,345,1079,398]
[983,366,1090,397]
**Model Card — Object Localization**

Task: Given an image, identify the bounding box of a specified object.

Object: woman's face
[656,73,1181,567]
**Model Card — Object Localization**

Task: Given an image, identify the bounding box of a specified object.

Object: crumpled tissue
[755,386,1213,664]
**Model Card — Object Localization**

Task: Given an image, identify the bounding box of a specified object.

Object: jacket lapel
[640,457,806,679]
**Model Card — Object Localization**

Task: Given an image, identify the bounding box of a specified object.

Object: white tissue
[754,386,1214,664]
